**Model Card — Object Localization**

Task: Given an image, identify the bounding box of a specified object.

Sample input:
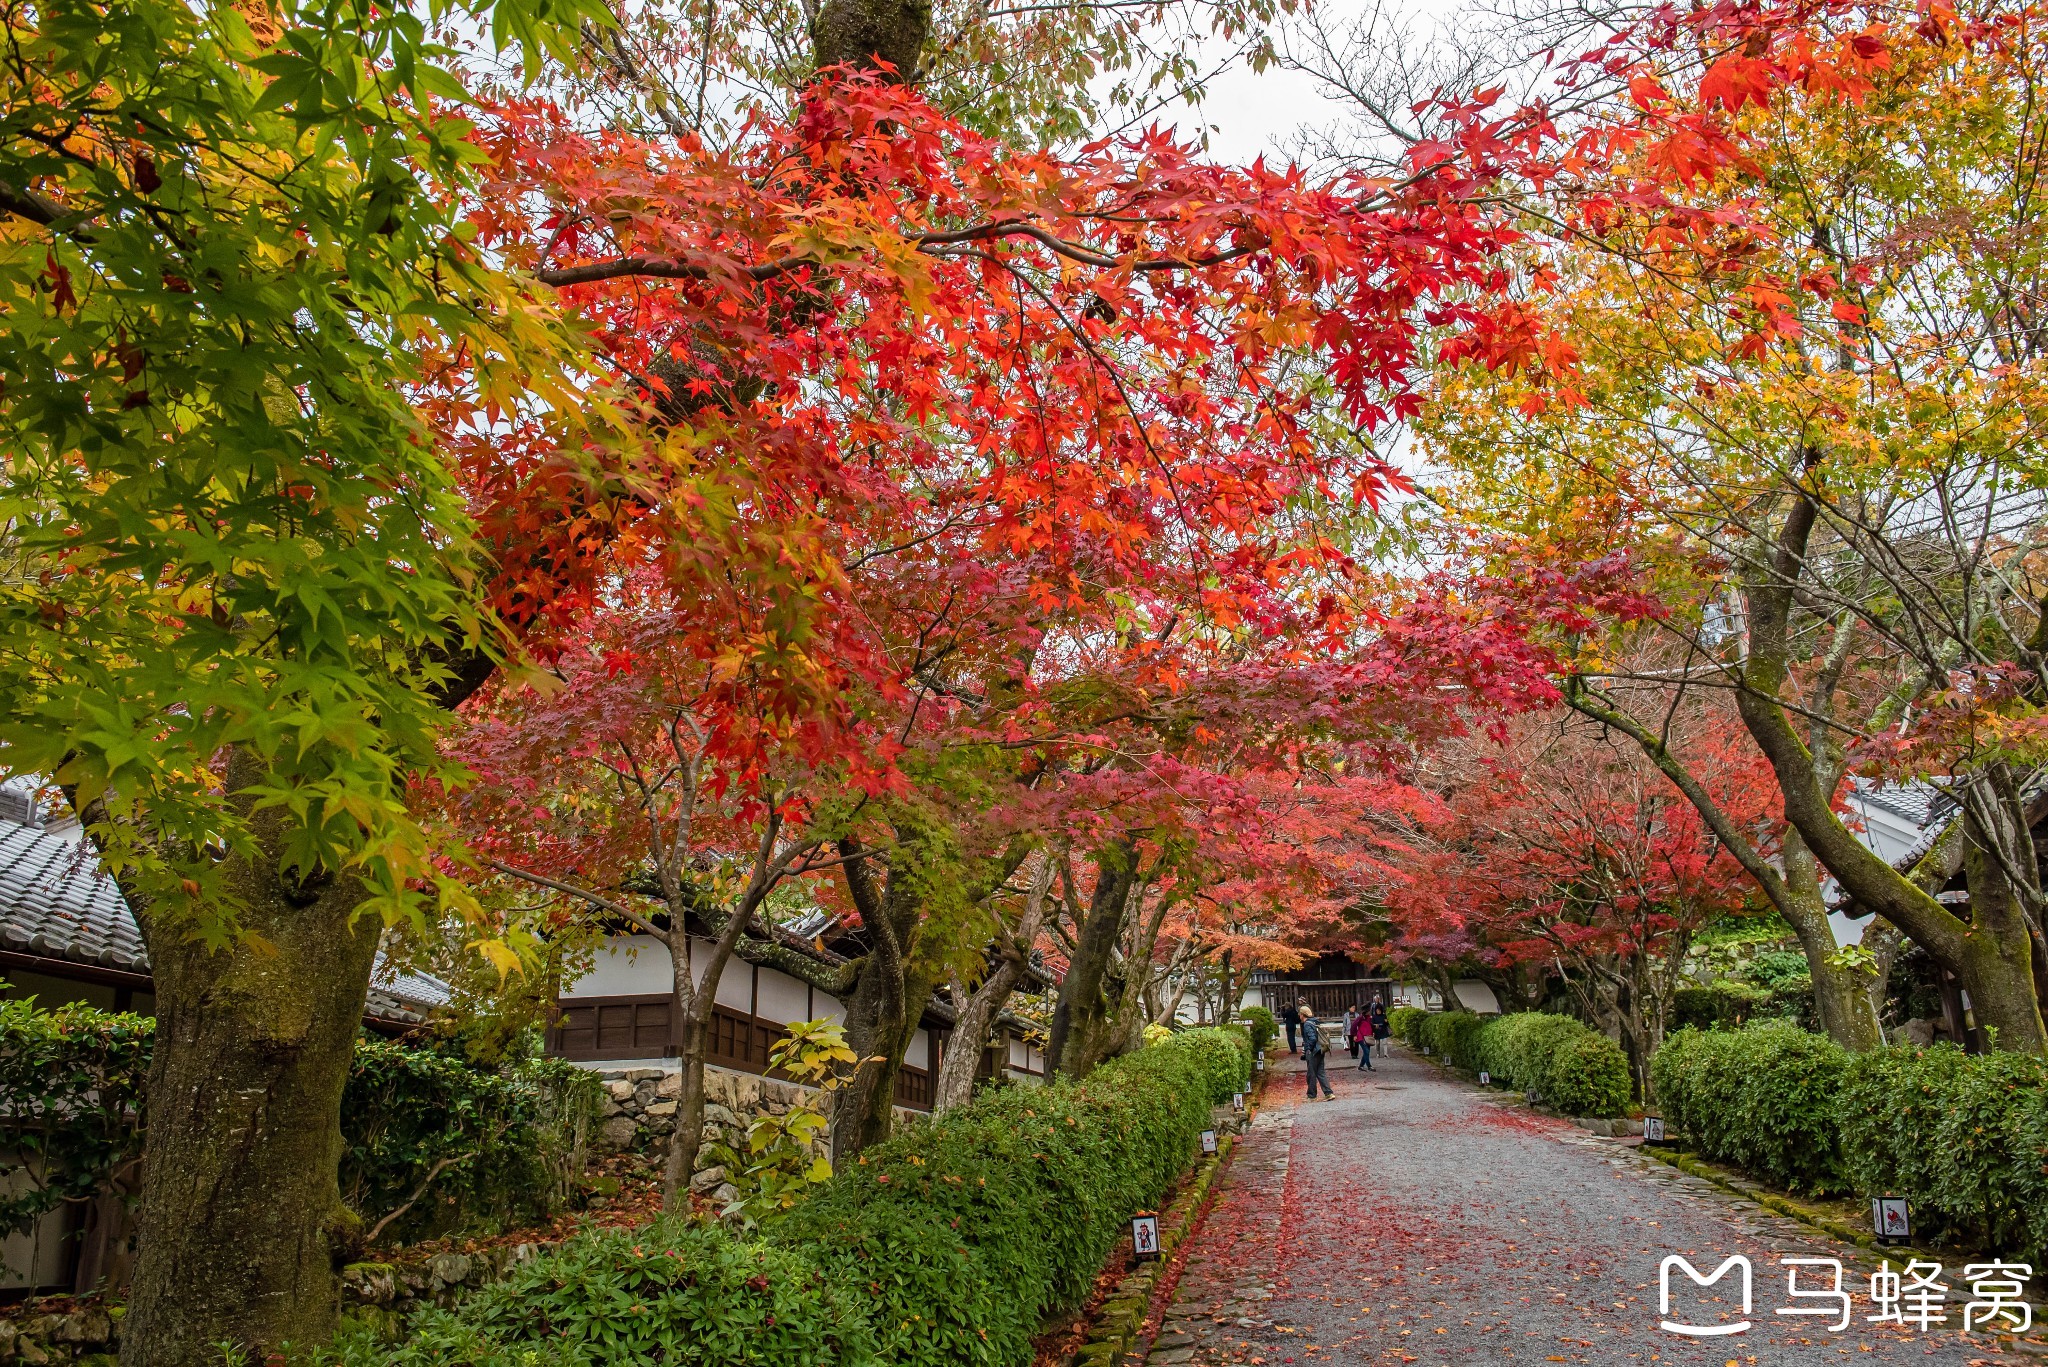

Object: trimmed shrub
[343,1038,604,1241]
[1652,1023,1847,1194]
[0,996,600,1260]
[1469,1013,1629,1117]
[1838,1043,2048,1255]
[1404,1009,1628,1117]
[0,996,151,1241]
[325,1223,876,1365]
[1542,1031,1630,1118]
[1670,980,1775,1031]
[1235,1006,1277,1056]
[1388,1005,1427,1046]
[1473,1012,1580,1094]
[1421,1011,1486,1073]
[325,1027,1251,1367]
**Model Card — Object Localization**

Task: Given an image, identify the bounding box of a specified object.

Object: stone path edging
[1070,1132,1239,1367]
[1065,1065,1271,1367]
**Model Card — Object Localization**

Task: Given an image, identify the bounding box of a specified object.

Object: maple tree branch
[481,857,664,938]
[534,220,1270,288]
[0,177,88,237]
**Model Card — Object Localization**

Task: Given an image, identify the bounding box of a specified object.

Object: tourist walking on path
[1282,1000,1301,1055]
[1369,1000,1389,1060]
[1342,1005,1359,1061]
[1301,1010,1334,1099]
[1350,1008,1374,1070]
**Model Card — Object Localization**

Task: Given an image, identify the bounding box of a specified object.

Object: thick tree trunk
[1045,846,1135,1078]
[1731,490,2047,1053]
[811,0,931,77]
[932,860,1051,1112]
[932,967,1012,1113]
[830,838,915,1155]
[1958,805,2048,1053]
[1779,828,1883,1051]
[121,823,380,1367]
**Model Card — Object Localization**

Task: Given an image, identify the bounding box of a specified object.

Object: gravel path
[1142,1043,2035,1366]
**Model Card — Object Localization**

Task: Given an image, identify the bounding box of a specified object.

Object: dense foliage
[0,996,151,1245]
[1837,1044,2048,1259]
[0,996,599,1261]
[342,1039,604,1242]
[325,1027,1250,1367]
[1652,1024,1848,1194]
[1657,1025,2048,1258]
[1235,1007,1277,1056]
[1398,1009,1630,1118]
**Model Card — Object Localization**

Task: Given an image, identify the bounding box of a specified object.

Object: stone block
[689,1164,728,1193]
[341,1262,400,1306]
[599,1115,639,1150]
[52,1309,112,1345]
[428,1252,474,1287]
[657,1071,682,1098]
[705,1103,741,1127]
[645,1100,678,1117]
[605,1079,636,1102]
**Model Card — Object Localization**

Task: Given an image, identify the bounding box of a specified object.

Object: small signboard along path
[1141,1043,2036,1366]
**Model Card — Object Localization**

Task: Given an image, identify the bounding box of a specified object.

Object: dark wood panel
[548,993,941,1111]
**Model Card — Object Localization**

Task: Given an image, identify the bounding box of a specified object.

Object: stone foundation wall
[594,1064,895,1203]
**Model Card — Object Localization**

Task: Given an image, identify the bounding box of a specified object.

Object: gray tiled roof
[0,819,448,1023]
[0,822,148,972]
[1855,781,1938,827]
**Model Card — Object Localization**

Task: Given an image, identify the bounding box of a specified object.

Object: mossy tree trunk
[1044,843,1138,1079]
[1731,491,2046,1054]
[119,764,381,1367]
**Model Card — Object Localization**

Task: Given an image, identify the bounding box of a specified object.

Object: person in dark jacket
[1369,1001,1390,1059]
[1301,1010,1335,1099]
[1283,1000,1301,1055]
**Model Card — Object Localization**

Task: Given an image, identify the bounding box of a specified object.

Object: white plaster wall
[1452,979,1502,1014]
[908,1027,931,1070]
[755,966,817,1025]
[707,943,754,1011]
[569,935,671,997]
[564,936,768,1012]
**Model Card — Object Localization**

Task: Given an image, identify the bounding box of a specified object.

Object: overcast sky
[1141,0,1474,166]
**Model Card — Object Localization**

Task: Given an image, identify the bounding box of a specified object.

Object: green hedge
[326,1027,1252,1367]
[1395,1008,1630,1118]
[0,997,151,1241]
[1388,1005,1427,1046]
[1650,1023,2048,1245]
[0,994,601,1262]
[1420,1011,1485,1073]
[1671,979,1814,1031]
[1469,1013,1628,1116]
[1542,1031,1632,1117]
[1656,1027,2048,1254]
[1837,1043,2048,1257]
[1651,1024,1847,1194]
[1235,1006,1276,1056]
[343,1038,604,1241]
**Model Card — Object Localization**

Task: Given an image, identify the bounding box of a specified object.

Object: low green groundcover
[318,1026,1250,1367]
